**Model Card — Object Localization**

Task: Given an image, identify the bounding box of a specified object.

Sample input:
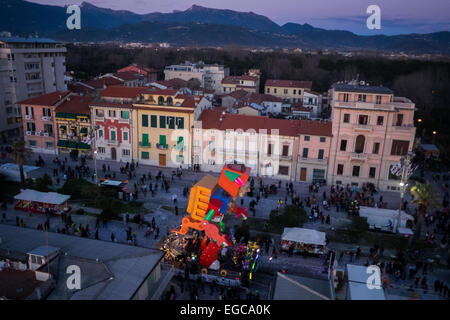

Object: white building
[0,36,67,141]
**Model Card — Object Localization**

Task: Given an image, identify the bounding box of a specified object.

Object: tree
[10,140,32,186]
[410,182,439,243]
[186,78,201,91]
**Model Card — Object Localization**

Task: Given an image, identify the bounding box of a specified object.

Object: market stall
[14,189,71,216]
[281,227,327,255]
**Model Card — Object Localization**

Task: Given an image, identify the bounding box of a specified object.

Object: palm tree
[10,140,32,186]
[410,181,439,243]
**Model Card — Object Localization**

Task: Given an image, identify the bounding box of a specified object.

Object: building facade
[327,83,416,192]
[0,37,67,141]
[221,75,259,94]
[90,86,146,162]
[55,95,94,156]
[133,89,199,168]
[265,79,312,102]
[19,91,70,154]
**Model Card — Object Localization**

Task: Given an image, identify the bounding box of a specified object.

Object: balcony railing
[392,124,414,130]
[107,139,120,146]
[119,118,130,124]
[280,155,293,161]
[41,116,52,121]
[156,143,168,150]
[350,153,367,161]
[354,124,372,132]
[24,114,33,120]
[299,157,327,164]
[139,142,151,148]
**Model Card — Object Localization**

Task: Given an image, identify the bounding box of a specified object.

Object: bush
[34,174,53,192]
[347,216,369,242]
[269,205,308,230]
[59,179,100,199]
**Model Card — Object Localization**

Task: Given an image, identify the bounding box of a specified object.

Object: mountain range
[1,0,449,53]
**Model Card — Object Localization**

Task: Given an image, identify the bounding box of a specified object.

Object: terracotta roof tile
[56,95,95,115]
[19,91,71,106]
[100,86,148,98]
[265,79,312,89]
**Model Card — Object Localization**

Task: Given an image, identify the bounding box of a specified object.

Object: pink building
[327,83,416,192]
[19,91,71,154]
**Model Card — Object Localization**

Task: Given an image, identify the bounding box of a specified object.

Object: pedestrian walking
[111,232,115,242]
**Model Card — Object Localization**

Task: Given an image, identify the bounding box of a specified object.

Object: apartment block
[0,37,67,141]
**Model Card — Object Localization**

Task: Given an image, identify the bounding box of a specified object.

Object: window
[267,88,270,93]
[388,165,400,180]
[98,147,105,153]
[352,166,360,177]
[27,122,36,132]
[150,115,157,128]
[95,109,104,117]
[318,149,324,159]
[108,110,116,118]
[391,140,409,156]
[293,89,296,95]
[141,133,149,146]
[376,95,382,104]
[141,152,150,159]
[358,115,368,125]
[343,113,350,123]
[354,135,365,153]
[369,167,376,178]
[267,143,273,155]
[357,94,366,102]
[340,139,347,151]
[320,137,326,143]
[343,93,349,102]
[167,97,173,106]
[284,89,288,94]
[168,116,175,129]
[304,136,310,141]
[279,166,289,175]
[123,131,128,141]
[110,131,116,141]
[396,114,404,126]
[282,145,289,156]
[337,164,344,175]
[377,116,384,126]
[29,140,36,147]
[98,129,103,138]
[122,149,130,156]
[274,88,277,94]
[372,142,380,154]
[176,117,184,129]
[43,108,51,117]
[160,116,166,128]
[158,96,164,105]
[142,115,148,127]
[159,135,166,146]
[302,148,309,158]
[121,111,129,119]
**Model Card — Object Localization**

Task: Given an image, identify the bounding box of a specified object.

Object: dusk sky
[28,0,450,35]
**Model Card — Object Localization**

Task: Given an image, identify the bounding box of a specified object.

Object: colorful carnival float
[162,164,261,286]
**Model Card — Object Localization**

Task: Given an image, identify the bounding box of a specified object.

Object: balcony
[298,157,328,165]
[119,118,130,124]
[156,143,168,150]
[350,153,367,161]
[392,124,415,131]
[139,142,151,148]
[107,139,120,146]
[280,155,293,161]
[42,116,52,121]
[24,114,33,120]
[94,116,105,122]
[354,124,372,132]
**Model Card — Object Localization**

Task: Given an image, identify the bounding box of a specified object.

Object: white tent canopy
[282,227,326,246]
[14,189,70,205]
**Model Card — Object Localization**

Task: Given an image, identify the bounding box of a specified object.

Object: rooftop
[273,272,334,300]
[265,79,312,89]
[222,75,258,84]
[56,95,95,115]
[18,91,71,106]
[0,37,59,44]
[333,83,393,95]
[100,86,149,98]
[0,224,164,300]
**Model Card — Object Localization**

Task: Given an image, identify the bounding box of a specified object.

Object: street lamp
[432,131,437,144]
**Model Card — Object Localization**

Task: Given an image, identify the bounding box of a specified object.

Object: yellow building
[265,79,312,101]
[132,89,197,167]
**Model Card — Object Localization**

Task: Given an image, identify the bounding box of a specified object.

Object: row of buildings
[20,81,416,192]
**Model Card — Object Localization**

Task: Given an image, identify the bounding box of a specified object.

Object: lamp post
[90,124,100,185]
[396,151,414,233]
[432,130,437,145]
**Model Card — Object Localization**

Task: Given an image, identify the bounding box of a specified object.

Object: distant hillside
[1,0,449,53]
